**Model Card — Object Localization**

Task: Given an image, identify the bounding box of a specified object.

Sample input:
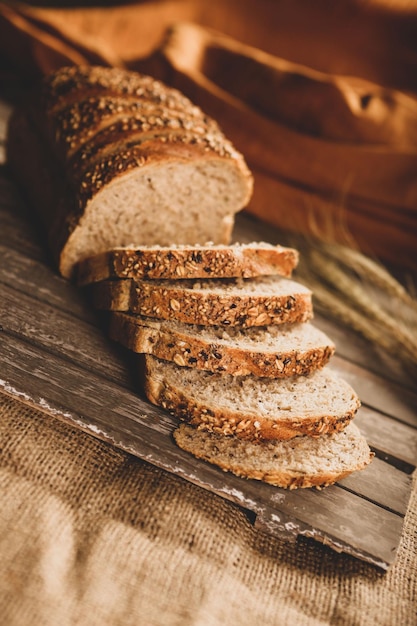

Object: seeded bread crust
[50,96,219,160]
[144,356,360,441]
[173,422,373,489]
[109,312,334,377]
[77,242,299,285]
[92,276,313,327]
[42,66,202,115]
[68,121,214,178]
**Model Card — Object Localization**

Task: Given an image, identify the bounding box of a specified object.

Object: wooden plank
[254,493,404,570]
[2,237,416,431]
[332,356,417,429]
[0,282,132,388]
[0,330,406,570]
[0,244,96,322]
[313,315,416,392]
[338,457,413,515]
[356,407,417,471]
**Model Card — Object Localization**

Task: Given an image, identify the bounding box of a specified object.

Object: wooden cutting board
[0,166,415,571]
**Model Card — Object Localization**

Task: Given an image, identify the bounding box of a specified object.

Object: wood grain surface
[0,115,415,571]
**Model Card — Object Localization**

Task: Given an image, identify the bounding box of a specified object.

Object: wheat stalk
[321,243,417,316]
[293,239,417,376]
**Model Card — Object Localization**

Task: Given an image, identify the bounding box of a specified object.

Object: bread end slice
[173,422,373,489]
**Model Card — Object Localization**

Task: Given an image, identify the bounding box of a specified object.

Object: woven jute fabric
[0,393,415,626]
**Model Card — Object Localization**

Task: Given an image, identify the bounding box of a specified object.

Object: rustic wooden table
[0,99,416,571]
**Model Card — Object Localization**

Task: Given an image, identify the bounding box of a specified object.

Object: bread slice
[109,313,334,378]
[76,242,299,286]
[7,66,253,279]
[92,275,313,327]
[173,422,373,489]
[144,356,360,440]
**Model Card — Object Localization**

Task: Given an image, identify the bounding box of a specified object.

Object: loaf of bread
[173,422,373,489]
[6,65,253,279]
[76,242,299,285]
[109,313,334,377]
[144,355,360,441]
[91,275,313,327]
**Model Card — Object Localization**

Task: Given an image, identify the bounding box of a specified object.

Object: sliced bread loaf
[92,275,313,327]
[173,422,373,489]
[7,66,253,279]
[76,242,299,285]
[109,313,334,377]
[144,356,360,440]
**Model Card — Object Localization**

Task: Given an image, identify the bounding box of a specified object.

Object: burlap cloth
[0,392,416,626]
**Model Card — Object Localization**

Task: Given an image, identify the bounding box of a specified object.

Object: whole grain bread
[76,242,299,285]
[92,275,313,327]
[6,66,253,279]
[173,422,373,489]
[109,312,334,377]
[144,355,360,440]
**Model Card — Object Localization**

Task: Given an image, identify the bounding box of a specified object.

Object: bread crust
[93,277,313,327]
[144,362,360,441]
[49,96,219,160]
[146,378,356,441]
[68,120,217,179]
[42,65,204,115]
[132,279,312,327]
[77,243,299,285]
[109,312,334,377]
